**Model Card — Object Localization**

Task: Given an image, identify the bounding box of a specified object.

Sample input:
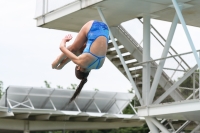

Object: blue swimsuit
[83,20,109,71]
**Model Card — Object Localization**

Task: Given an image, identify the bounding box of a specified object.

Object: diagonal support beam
[145,117,159,133]
[97,7,143,105]
[41,89,55,108]
[191,124,200,133]
[172,0,200,68]
[154,65,198,104]
[175,120,190,133]
[149,117,170,133]
[148,13,179,104]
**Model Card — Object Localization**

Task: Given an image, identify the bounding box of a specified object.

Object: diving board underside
[36,0,200,32]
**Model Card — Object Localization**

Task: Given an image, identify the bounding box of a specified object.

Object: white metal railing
[118,22,200,103]
[35,0,76,18]
[118,25,174,85]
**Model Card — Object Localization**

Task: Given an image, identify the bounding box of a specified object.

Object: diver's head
[75,66,89,80]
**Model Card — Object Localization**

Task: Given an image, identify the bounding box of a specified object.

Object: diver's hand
[63,34,73,42]
[60,34,73,48]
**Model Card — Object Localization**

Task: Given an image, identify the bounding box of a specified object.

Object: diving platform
[0,86,143,132]
[35,0,200,32]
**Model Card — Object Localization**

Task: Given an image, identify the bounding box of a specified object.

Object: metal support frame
[170,60,183,81]
[42,0,46,24]
[129,103,138,115]
[138,18,191,71]
[142,15,160,132]
[149,117,170,133]
[41,89,55,108]
[193,73,196,99]
[94,101,101,113]
[102,93,117,112]
[154,65,198,104]
[97,7,143,105]
[175,120,190,133]
[49,99,56,110]
[199,51,200,98]
[149,13,179,104]
[7,99,34,109]
[22,87,33,102]
[172,0,200,68]
[7,96,59,110]
[115,101,123,114]
[83,91,98,112]
[142,14,151,105]
[134,49,200,67]
[145,117,159,133]
[168,121,175,132]
[73,101,81,112]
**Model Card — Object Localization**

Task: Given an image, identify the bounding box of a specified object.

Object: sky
[0,0,131,92]
[1,0,200,93]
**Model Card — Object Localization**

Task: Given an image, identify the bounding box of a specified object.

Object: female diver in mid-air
[52,20,109,103]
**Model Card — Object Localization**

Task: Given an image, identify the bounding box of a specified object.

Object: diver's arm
[52,53,67,69]
[60,40,82,66]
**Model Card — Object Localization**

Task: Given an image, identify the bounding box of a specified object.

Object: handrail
[138,18,191,71]
[118,25,174,84]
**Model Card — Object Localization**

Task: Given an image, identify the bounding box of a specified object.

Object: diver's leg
[70,20,93,50]
[52,21,93,69]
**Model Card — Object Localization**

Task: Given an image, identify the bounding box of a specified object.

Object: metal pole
[172,0,200,68]
[142,15,159,133]
[149,117,170,133]
[138,18,190,71]
[154,65,198,104]
[199,51,200,98]
[134,49,200,67]
[193,73,195,99]
[142,14,151,105]
[146,117,159,133]
[175,120,190,133]
[97,7,143,105]
[129,103,138,115]
[5,87,9,107]
[148,13,179,104]
[42,0,46,24]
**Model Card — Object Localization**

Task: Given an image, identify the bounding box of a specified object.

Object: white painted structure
[0,86,141,132]
[34,0,200,132]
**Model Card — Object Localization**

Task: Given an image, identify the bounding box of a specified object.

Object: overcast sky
[1,1,200,93]
[0,0,132,92]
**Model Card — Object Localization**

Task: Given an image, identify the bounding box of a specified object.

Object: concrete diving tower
[0,86,143,133]
[34,0,200,132]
